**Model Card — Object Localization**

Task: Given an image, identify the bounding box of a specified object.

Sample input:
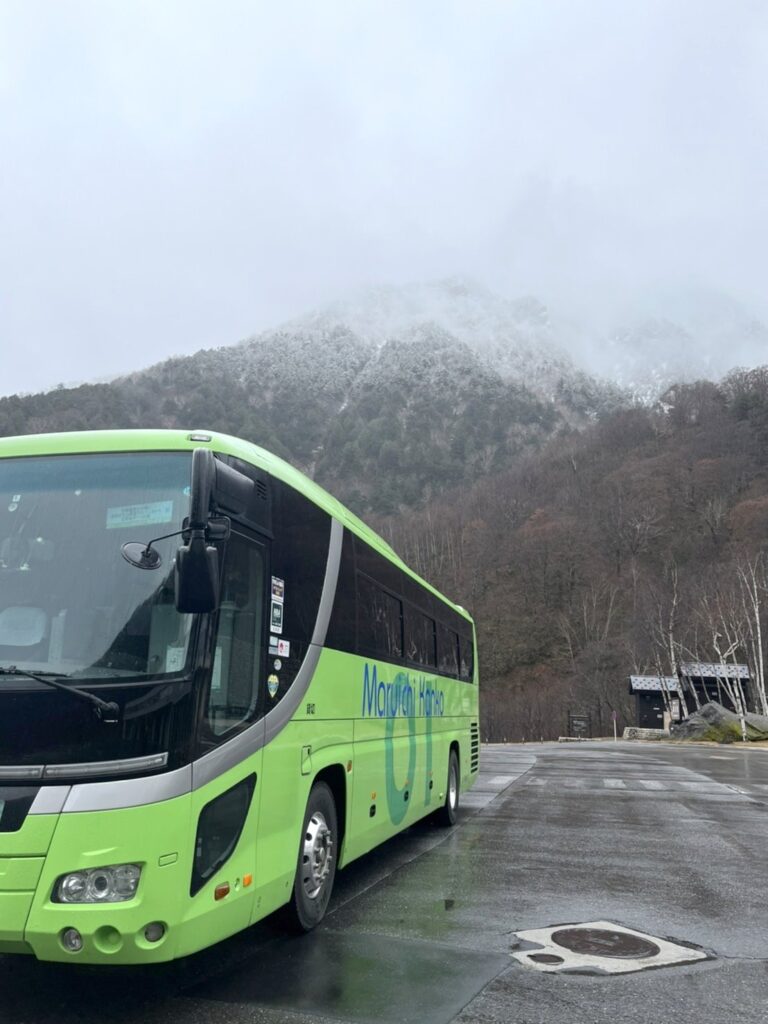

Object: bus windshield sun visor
[0,666,120,724]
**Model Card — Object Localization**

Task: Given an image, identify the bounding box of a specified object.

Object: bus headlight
[54,864,141,903]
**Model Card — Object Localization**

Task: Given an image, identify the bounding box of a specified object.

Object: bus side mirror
[188,448,216,531]
[175,534,220,613]
[174,447,252,613]
[175,448,219,613]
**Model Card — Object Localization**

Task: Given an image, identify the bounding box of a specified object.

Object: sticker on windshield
[211,647,222,692]
[106,501,174,530]
[270,600,283,634]
[0,606,47,647]
[165,647,185,673]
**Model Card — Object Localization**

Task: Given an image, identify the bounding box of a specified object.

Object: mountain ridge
[2,278,765,517]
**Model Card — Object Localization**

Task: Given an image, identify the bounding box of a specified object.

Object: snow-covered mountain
[244,276,768,407]
[244,277,578,397]
[2,276,766,514]
[577,287,768,401]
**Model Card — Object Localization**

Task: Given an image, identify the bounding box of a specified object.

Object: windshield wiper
[0,666,120,724]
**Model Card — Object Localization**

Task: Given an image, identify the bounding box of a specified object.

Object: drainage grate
[511,920,709,975]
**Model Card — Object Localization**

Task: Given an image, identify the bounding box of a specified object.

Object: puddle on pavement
[191,929,510,1024]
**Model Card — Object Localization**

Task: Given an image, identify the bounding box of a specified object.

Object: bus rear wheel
[285,781,338,932]
[435,748,459,826]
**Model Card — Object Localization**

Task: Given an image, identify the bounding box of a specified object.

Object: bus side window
[357,574,403,660]
[459,633,474,682]
[206,534,265,737]
[437,622,459,678]
[404,603,436,669]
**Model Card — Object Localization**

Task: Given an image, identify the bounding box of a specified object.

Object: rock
[670,702,768,743]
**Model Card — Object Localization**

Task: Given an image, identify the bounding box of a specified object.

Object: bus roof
[0,429,472,624]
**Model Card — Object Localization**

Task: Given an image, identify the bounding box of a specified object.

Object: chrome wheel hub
[301,811,333,900]
[449,764,458,808]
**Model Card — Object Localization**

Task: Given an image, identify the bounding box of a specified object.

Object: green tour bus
[0,429,479,964]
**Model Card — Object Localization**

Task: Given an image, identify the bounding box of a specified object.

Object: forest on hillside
[5,333,768,742]
[377,368,768,741]
[0,331,570,515]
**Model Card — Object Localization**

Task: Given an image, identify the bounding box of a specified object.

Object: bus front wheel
[285,781,338,932]
[435,748,459,827]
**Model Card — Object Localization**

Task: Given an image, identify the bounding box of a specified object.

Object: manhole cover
[551,927,660,959]
[510,920,710,975]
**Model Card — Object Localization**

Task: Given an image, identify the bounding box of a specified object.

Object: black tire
[284,781,337,932]
[435,748,460,826]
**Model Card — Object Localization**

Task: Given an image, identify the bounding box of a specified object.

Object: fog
[2,1,767,396]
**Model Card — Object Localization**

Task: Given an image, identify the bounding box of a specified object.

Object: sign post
[568,713,591,739]
[612,709,618,742]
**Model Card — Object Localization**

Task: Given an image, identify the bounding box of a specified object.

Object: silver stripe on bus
[55,516,344,810]
[190,718,266,792]
[311,517,343,647]
[191,516,343,790]
[60,764,193,814]
[29,786,71,815]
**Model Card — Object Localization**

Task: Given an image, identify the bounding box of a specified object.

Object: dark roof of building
[678,662,749,680]
[629,675,680,694]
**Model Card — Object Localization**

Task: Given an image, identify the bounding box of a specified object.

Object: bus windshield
[0,452,193,680]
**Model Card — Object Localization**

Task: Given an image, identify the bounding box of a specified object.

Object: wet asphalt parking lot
[2,741,768,1024]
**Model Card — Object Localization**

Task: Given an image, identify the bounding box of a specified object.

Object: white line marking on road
[677,781,724,790]
[638,780,665,790]
[488,775,517,785]
[603,779,626,788]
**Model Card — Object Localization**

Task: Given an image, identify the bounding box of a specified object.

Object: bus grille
[470,722,479,773]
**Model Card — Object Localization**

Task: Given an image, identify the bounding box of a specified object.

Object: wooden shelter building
[628,676,680,729]
[677,662,750,714]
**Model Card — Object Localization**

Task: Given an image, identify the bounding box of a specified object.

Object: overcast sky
[1,1,767,396]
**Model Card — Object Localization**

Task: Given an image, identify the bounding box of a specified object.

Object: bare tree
[696,586,748,741]
[645,562,691,719]
[736,553,768,716]
[700,495,728,549]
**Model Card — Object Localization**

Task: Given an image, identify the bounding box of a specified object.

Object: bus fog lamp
[61,927,83,952]
[144,922,165,942]
[55,864,141,903]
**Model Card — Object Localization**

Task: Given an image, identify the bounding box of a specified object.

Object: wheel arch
[449,737,461,777]
[313,763,348,861]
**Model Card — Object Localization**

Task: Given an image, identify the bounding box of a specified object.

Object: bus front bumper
[0,886,39,955]
[0,801,189,964]
[0,811,58,955]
